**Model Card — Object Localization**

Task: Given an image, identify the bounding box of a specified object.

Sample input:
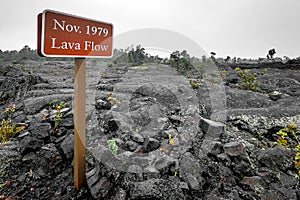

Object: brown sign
[38,10,113,57]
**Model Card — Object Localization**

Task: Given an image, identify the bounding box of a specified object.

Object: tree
[225,56,231,63]
[23,45,30,50]
[232,57,237,63]
[210,52,217,63]
[180,50,189,59]
[135,45,145,64]
[267,48,276,59]
[127,45,146,65]
[170,51,180,62]
[170,50,191,74]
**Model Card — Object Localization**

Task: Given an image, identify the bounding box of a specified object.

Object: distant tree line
[0,45,74,62]
[1,45,298,67]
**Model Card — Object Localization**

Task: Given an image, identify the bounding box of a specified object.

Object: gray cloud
[0,0,299,58]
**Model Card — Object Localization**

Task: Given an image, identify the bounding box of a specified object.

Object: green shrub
[257,131,263,139]
[277,123,298,140]
[294,144,300,177]
[189,79,200,89]
[47,100,65,133]
[0,119,23,143]
[275,124,300,177]
[0,105,25,142]
[107,139,118,155]
[238,69,259,91]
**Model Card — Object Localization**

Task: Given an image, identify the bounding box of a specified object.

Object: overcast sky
[1,0,299,58]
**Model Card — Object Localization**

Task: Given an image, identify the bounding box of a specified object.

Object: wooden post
[74,58,86,190]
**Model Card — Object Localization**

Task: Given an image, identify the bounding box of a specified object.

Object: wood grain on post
[74,58,86,190]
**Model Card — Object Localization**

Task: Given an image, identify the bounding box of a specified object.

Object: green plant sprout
[107,94,120,106]
[174,171,178,177]
[0,105,25,143]
[276,123,298,146]
[189,79,200,89]
[277,136,288,146]
[275,124,300,177]
[107,139,118,155]
[5,104,16,121]
[277,129,288,138]
[48,100,65,133]
[0,119,24,143]
[237,69,259,92]
[285,124,298,136]
[294,144,300,177]
[263,68,268,74]
[257,131,263,139]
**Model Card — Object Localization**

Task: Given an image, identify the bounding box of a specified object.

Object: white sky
[0,0,300,58]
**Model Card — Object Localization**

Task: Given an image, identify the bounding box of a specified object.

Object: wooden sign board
[37,10,113,191]
[37,9,113,57]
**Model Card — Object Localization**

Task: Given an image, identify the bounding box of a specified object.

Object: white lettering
[51,38,81,50]
[84,41,109,51]
[74,43,80,50]
[84,41,91,50]
[66,24,73,32]
[51,38,60,49]
[74,26,80,33]
[53,19,81,33]
[94,43,100,51]
[61,42,68,49]
[101,45,108,51]
[53,19,65,31]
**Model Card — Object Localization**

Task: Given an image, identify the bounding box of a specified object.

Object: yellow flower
[107,96,113,102]
[174,171,177,176]
[168,134,172,140]
[277,137,287,146]
[169,139,175,145]
[295,160,300,168]
[41,113,48,119]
